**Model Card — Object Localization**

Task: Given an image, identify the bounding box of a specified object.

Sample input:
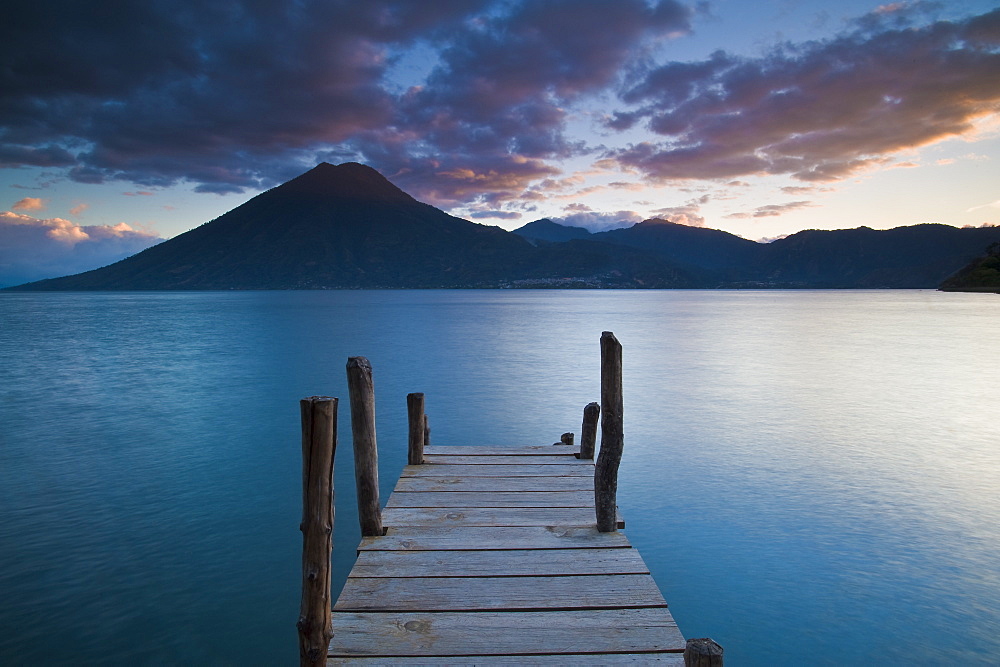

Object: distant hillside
[755,225,1000,288]
[513,218,592,244]
[593,218,760,276]
[939,242,1000,292]
[7,162,1000,290]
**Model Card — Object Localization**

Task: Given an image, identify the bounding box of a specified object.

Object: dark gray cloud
[1,0,490,192]
[2,1,995,216]
[0,0,691,207]
[608,7,1000,183]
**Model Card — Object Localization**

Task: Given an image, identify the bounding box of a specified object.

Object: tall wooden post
[407,392,425,465]
[297,396,337,667]
[579,401,600,459]
[346,357,383,537]
[423,414,431,447]
[684,638,724,666]
[595,331,623,532]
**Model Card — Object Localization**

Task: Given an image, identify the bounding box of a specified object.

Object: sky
[2,0,999,285]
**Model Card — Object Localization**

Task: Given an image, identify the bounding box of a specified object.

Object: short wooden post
[684,638,724,666]
[297,396,337,667]
[346,357,383,537]
[407,392,425,465]
[578,401,600,459]
[595,331,623,532]
[423,413,431,447]
[560,432,574,446]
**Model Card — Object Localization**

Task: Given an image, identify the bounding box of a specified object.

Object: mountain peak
[275,161,413,203]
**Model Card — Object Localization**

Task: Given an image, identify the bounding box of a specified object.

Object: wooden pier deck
[327,443,686,664]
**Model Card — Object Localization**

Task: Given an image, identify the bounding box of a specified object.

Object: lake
[1,290,998,665]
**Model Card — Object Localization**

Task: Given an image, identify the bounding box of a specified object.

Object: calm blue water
[1,290,998,665]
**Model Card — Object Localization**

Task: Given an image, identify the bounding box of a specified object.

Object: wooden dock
[296,333,722,665]
[328,443,685,663]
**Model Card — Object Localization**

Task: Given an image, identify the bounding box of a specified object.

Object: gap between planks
[347,547,650,578]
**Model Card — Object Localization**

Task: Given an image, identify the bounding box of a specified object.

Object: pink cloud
[12,197,45,211]
[0,212,162,287]
[609,9,1000,184]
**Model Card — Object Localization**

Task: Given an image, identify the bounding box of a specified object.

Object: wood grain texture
[406,392,425,465]
[596,331,624,532]
[327,608,684,657]
[347,547,651,578]
[423,445,580,456]
[297,396,337,667]
[579,401,600,460]
[328,653,685,664]
[346,357,382,537]
[401,463,592,477]
[423,454,589,465]
[385,490,593,508]
[392,476,593,492]
[329,433,688,661]
[381,506,622,528]
[358,525,631,551]
[334,574,667,611]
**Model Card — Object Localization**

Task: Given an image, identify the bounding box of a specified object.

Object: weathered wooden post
[346,357,383,537]
[684,638,724,666]
[407,392,425,465]
[297,396,337,667]
[423,414,431,447]
[578,401,600,459]
[595,331,623,532]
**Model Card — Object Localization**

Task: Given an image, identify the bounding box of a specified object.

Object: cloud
[554,210,644,232]
[650,206,706,227]
[12,197,45,211]
[0,212,162,287]
[468,209,522,220]
[123,191,155,197]
[69,203,88,216]
[726,201,816,219]
[0,0,692,211]
[0,1,493,193]
[607,8,1000,183]
[967,199,1000,212]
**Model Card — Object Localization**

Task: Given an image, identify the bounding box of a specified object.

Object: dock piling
[685,637,724,666]
[579,401,600,459]
[296,396,337,667]
[407,392,426,465]
[595,331,623,532]
[346,357,383,537]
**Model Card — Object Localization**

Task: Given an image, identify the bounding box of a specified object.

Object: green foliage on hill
[939,242,1000,291]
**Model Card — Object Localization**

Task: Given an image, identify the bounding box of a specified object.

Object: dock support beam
[579,401,600,459]
[297,396,337,667]
[407,392,426,465]
[347,357,383,537]
[595,331,623,532]
[685,637,724,666]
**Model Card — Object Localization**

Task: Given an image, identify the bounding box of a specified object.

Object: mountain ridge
[7,162,1000,290]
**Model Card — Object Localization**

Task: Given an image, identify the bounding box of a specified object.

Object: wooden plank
[358,526,631,551]
[329,655,685,665]
[334,574,667,612]
[347,547,651,578]
[381,506,622,529]
[392,476,592,492]
[424,445,579,456]
[401,464,592,477]
[385,490,593,508]
[423,454,587,465]
[327,608,684,657]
